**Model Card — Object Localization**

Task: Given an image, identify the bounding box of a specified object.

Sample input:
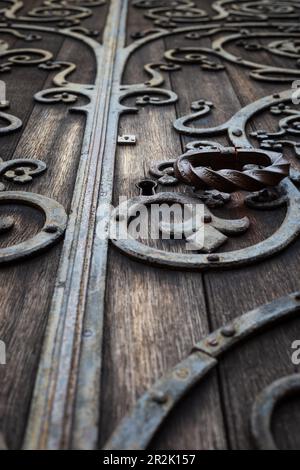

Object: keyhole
[136,179,157,196]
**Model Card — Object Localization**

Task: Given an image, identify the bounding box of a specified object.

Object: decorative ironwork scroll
[9,0,300,451]
[0,1,92,263]
[251,374,300,450]
[104,293,300,450]
[0,0,106,448]
[0,191,67,264]
[133,1,300,25]
[0,120,66,264]
[111,89,300,270]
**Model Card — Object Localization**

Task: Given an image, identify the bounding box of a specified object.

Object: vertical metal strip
[72,0,129,450]
[23,0,128,450]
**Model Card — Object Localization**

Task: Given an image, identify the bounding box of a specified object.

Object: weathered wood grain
[2,0,300,451]
[99,4,227,450]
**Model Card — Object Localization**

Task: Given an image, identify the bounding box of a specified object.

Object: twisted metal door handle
[174,147,290,192]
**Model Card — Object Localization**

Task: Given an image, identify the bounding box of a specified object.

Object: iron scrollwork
[251,374,300,450]
[132,1,300,25]
[104,293,300,450]
[5,0,300,451]
[111,89,300,270]
[0,191,67,264]
[0,0,110,264]
[0,84,67,263]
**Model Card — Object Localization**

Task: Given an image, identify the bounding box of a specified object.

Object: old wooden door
[1,0,300,451]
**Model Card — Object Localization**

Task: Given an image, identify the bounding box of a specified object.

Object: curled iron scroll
[111,89,300,270]
[132,0,300,24]
[0,191,67,264]
[0,110,22,135]
[251,374,300,450]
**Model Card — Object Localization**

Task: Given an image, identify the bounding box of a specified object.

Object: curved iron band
[0,191,67,264]
[174,148,289,193]
[0,111,22,135]
[111,178,300,270]
[251,374,300,450]
[104,293,300,450]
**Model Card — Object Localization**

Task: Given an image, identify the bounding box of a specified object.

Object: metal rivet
[208,338,219,347]
[151,391,168,404]
[14,168,25,176]
[232,128,243,137]
[207,254,220,262]
[43,225,58,234]
[221,326,236,337]
[175,368,189,379]
[202,215,212,224]
[83,329,93,338]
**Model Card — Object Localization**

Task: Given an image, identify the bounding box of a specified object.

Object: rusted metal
[174,148,289,193]
[105,293,300,450]
[149,159,177,185]
[251,374,300,450]
[190,189,231,208]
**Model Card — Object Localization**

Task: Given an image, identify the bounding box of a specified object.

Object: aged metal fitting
[251,375,300,450]
[207,254,220,262]
[174,148,289,193]
[150,390,168,405]
[221,326,236,338]
[118,135,137,145]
